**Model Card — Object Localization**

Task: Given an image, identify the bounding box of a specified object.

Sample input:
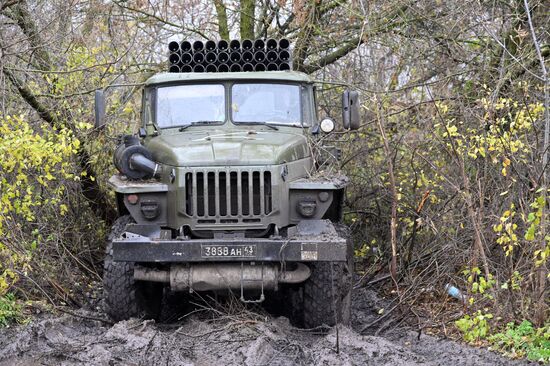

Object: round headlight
[320,118,335,133]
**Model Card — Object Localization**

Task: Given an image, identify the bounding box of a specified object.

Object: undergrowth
[0,293,25,327]
[456,315,550,363]
[489,321,550,363]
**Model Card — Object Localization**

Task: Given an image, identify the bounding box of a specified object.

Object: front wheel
[103,216,163,321]
[302,260,353,328]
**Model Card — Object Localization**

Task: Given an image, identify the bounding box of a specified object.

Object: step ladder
[239,262,265,303]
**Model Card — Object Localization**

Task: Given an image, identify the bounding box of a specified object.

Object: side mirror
[94,89,106,129]
[342,90,360,130]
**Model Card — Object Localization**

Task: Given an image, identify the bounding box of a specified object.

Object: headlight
[320,118,335,133]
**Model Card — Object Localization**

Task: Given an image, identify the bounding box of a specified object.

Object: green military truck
[95,40,360,328]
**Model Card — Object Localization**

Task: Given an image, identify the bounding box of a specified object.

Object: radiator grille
[184,170,272,223]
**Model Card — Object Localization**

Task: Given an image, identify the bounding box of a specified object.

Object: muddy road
[0,288,530,366]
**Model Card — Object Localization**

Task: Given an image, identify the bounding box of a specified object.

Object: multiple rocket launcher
[168,38,291,73]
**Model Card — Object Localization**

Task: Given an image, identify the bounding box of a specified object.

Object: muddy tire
[302,228,353,329]
[302,260,353,328]
[103,216,163,321]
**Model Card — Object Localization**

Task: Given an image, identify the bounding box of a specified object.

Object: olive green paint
[145,128,309,167]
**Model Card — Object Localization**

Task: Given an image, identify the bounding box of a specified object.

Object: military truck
[95,39,360,328]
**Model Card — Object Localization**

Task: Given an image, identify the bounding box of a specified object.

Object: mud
[0,288,532,366]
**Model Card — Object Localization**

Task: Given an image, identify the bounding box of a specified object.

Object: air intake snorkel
[114,135,162,180]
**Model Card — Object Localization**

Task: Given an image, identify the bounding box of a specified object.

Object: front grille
[184,169,273,224]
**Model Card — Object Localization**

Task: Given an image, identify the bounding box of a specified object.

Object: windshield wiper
[178,121,220,131]
[238,121,279,130]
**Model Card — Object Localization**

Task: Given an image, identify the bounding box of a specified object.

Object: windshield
[156,84,225,128]
[232,83,301,125]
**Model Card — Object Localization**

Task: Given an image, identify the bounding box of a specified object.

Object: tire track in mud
[0,288,532,366]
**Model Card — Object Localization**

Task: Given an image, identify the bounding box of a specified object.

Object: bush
[0,115,104,303]
[489,321,550,363]
[0,293,25,327]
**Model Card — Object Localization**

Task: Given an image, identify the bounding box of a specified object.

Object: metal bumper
[112,220,348,263]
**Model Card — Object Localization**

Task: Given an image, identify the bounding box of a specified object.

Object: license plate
[201,244,257,258]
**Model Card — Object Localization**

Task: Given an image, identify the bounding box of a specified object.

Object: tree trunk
[239,0,255,40]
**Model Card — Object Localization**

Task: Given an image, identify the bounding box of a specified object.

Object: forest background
[0,0,548,361]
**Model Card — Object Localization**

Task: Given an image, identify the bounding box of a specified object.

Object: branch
[3,0,51,71]
[2,67,59,126]
[523,0,549,327]
[1,2,116,222]
[0,0,19,12]
[299,36,363,74]
[113,0,209,40]
[257,1,278,39]
[297,0,414,73]
[292,0,322,70]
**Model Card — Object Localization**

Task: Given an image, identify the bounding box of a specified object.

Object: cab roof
[145,71,313,86]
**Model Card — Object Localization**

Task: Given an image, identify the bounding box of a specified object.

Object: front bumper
[112,219,348,263]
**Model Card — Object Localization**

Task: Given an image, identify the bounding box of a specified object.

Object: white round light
[320,118,335,133]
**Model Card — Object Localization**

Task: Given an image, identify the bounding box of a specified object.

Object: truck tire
[302,236,353,329]
[103,215,163,321]
[302,261,352,328]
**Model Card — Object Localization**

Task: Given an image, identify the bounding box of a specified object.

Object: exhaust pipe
[205,40,216,51]
[242,39,253,50]
[193,64,205,72]
[218,64,229,72]
[255,63,266,71]
[181,41,192,52]
[242,63,254,72]
[230,39,241,51]
[168,41,180,52]
[254,51,266,63]
[230,64,241,72]
[266,38,277,50]
[254,39,265,51]
[279,38,290,49]
[193,40,204,52]
[134,263,311,292]
[217,39,229,51]
[217,51,229,64]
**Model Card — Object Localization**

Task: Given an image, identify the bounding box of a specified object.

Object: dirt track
[0,288,531,366]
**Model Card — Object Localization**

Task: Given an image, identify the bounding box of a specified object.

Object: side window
[142,88,151,125]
